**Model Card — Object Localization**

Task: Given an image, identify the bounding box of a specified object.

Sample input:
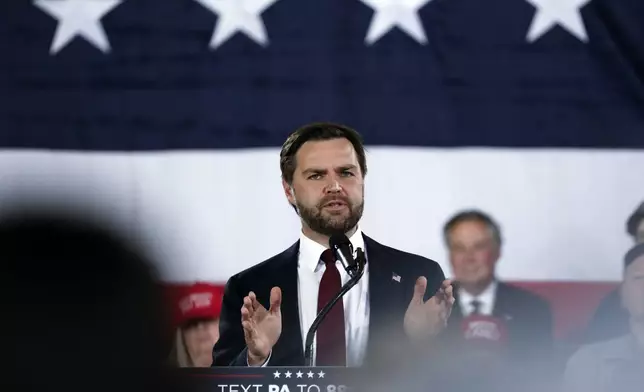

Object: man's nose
[461,249,478,262]
[325,177,342,193]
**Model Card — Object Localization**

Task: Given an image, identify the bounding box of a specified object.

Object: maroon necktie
[316,249,347,366]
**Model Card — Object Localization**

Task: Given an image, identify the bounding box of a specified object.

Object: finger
[442,283,455,306]
[438,280,453,302]
[248,291,261,310]
[241,305,256,343]
[446,290,455,306]
[434,287,446,303]
[444,282,454,298]
[241,303,251,322]
[412,276,427,305]
[243,296,255,318]
[243,295,253,309]
[269,286,282,314]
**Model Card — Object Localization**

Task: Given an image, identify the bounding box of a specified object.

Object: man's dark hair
[280,122,368,185]
[627,201,644,237]
[443,209,503,247]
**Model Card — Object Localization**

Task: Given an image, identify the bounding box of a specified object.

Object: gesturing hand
[403,278,454,341]
[241,287,282,366]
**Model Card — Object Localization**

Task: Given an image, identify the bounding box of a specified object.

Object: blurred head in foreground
[169,282,223,367]
[1,209,174,392]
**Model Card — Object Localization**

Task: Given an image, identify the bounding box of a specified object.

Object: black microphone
[329,233,359,278]
[303,236,366,367]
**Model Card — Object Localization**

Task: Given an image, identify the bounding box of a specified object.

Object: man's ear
[282,178,296,206]
[494,246,502,264]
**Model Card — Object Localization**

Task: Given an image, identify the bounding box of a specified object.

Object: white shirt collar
[458,280,498,316]
[298,227,365,273]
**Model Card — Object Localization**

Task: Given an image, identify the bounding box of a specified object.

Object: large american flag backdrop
[1,0,644,338]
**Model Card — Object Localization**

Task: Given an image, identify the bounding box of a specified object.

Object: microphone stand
[303,248,366,367]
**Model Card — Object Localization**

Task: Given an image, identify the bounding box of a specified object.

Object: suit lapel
[364,236,390,325]
[492,282,517,326]
[270,241,305,365]
[363,235,407,358]
[491,282,508,319]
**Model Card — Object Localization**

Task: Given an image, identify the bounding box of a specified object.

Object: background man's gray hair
[443,209,503,246]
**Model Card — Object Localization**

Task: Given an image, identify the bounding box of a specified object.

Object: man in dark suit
[441,210,553,363]
[212,122,454,367]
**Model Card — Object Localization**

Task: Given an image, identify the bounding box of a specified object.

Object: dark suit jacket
[445,281,554,363]
[212,234,446,367]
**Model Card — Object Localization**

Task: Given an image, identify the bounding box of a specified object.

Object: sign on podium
[181,367,361,392]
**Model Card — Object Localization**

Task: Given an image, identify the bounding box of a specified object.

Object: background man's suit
[212,234,445,366]
[445,281,554,361]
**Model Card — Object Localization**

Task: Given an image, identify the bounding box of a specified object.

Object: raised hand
[241,287,282,366]
[403,278,454,341]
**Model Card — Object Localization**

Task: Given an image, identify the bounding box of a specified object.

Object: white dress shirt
[297,227,370,367]
[250,228,370,367]
[457,280,497,316]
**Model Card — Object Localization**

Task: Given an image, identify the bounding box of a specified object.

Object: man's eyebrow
[302,168,326,175]
[337,165,358,171]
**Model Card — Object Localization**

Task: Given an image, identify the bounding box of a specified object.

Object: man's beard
[296,197,364,237]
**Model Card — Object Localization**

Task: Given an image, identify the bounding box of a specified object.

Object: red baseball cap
[174,282,224,327]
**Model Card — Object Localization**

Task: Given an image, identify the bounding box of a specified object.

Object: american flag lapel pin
[392,272,401,282]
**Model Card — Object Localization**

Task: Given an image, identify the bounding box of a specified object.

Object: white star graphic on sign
[284,371,292,378]
[273,370,280,378]
[307,371,314,378]
[296,371,303,378]
[359,0,433,45]
[34,0,122,54]
[195,0,279,49]
[317,371,325,378]
[525,0,592,42]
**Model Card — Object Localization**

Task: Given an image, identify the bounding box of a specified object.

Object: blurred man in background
[442,210,553,363]
[563,243,644,392]
[585,201,644,343]
[365,209,555,392]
